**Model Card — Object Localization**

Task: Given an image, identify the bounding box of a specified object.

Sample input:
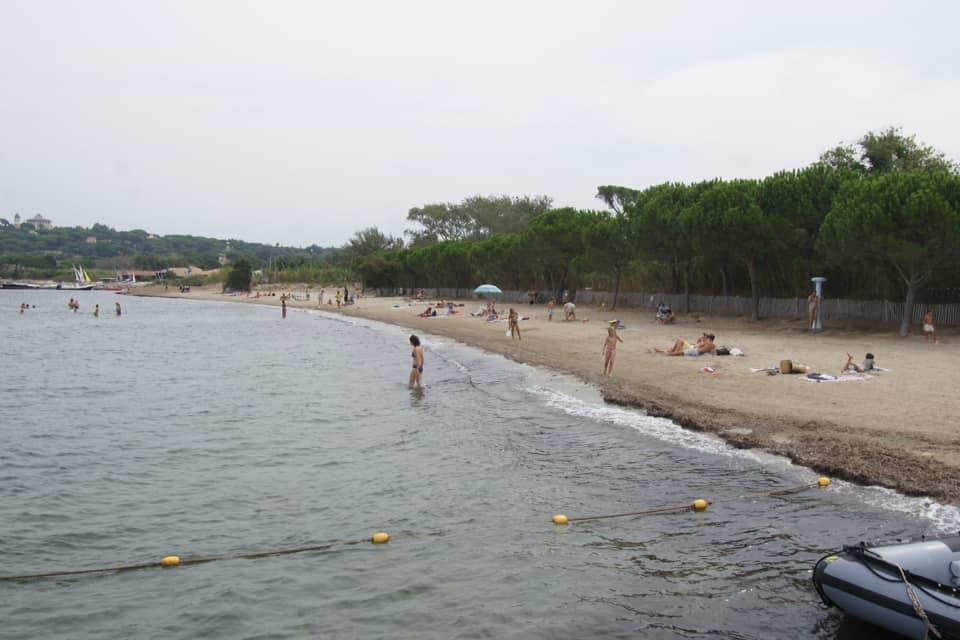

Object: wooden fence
[427,288,960,327]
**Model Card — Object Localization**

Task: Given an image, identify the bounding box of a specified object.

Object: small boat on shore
[1,281,60,290]
[813,535,960,639]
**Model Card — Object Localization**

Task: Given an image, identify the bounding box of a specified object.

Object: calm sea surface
[2,291,958,639]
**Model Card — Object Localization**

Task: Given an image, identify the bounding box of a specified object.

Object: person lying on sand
[843,352,875,374]
[656,333,716,356]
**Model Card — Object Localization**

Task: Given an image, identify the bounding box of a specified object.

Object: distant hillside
[0,220,336,274]
[0,219,335,268]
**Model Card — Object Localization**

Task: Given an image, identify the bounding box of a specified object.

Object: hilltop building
[218,240,231,266]
[12,213,53,230]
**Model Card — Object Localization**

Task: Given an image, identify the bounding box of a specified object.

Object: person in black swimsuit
[408,334,424,389]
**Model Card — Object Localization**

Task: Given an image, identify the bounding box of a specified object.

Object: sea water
[1,292,957,639]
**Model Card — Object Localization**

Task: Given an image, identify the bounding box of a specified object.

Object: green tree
[595,185,641,214]
[818,172,960,336]
[343,227,403,261]
[630,182,711,307]
[818,127,957,176]
[354,251,403,292]
[404,195,552,246]
[437,241,476,297]
[523,208,589,301]
[405,203,477,246]
[686,179,790,321]
[225,257,253,292]
[756,165,848,295]
[583,211,635,310]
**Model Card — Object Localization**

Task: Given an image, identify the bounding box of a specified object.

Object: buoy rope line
[552,478,830,526]
[3,480,832,580]
[0,533,391,582]
[565,502,704,523]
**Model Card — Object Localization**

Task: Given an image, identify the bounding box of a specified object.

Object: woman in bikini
[508,308,521,340]
[603,324,624,376]
[409,334,425,389]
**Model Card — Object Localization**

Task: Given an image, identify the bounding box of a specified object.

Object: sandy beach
[134,285,960,505]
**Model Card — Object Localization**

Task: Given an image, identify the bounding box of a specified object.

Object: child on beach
[842,352,875,374]
[923,309,938,344]
[547,298,555,321]
[603,323,624,376]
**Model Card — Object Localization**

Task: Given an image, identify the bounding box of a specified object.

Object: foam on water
[526,384,753,459]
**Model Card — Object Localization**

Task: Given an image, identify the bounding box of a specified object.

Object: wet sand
[133,285,960,505]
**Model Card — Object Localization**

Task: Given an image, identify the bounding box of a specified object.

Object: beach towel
[801,371,872,383]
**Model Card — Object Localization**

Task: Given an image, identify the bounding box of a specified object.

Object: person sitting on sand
[419,306,437,318]
[843,352,875,374]
[656,303,675,325]
[657,333,716,356]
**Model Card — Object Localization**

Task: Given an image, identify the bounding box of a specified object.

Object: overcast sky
[2,1,958,247]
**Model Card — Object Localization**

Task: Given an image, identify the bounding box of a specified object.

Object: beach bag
[716,347,730,356]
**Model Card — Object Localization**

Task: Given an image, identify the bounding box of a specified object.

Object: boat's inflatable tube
[813,536,960,640]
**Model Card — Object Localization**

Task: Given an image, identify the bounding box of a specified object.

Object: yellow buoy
[817,477,831,487]
[371,532,390,544]
[692,499,708,512]
[552,514,569,525]
[160,555,181,567]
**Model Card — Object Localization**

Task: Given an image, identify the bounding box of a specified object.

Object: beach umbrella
[474,284,502,295]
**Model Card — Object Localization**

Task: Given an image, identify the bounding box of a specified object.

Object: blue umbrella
[474,284,502,295]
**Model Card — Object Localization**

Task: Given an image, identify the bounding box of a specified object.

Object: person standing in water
[93,304,100,317]
[409,334,424,389]
[280,293,288,318]
[115,302,122,316]
[603,323,624,376]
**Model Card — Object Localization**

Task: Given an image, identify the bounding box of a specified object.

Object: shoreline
[131,285,960,506]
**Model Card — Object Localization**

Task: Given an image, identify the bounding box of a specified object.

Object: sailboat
[62,264,96,290]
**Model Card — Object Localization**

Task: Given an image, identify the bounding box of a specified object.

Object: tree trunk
[900,281,918,337]
[612,267,621,311]
[682,266,690,314]
[719,267,728,298]
[671,255,681,294]
[746,257,760,321]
